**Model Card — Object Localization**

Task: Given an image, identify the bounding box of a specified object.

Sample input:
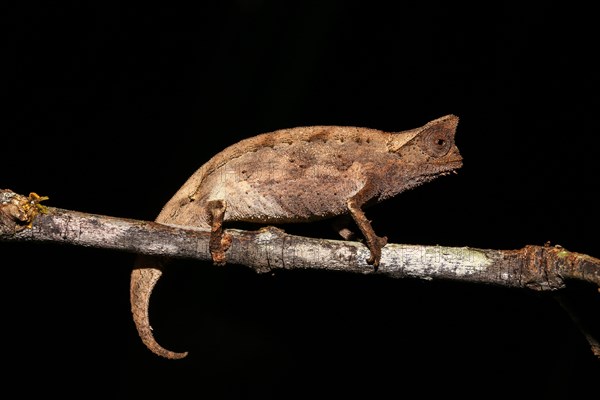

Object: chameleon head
[392,114,462,168]
[382,114,463,197]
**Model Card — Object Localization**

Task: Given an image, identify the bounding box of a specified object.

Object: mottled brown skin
[131,114,463,359]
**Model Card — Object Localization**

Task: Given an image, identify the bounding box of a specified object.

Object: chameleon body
[131,114,462,359]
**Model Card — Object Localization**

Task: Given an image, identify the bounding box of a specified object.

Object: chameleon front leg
[331,214,357,241]
[207,199,232,265]
[346,187,388,270]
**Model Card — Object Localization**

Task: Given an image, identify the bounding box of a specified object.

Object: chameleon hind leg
[207,199,232,265]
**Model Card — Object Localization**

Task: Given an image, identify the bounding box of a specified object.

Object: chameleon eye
[420,127,452,157]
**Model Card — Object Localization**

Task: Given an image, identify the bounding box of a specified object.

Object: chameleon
[130,114,463,359]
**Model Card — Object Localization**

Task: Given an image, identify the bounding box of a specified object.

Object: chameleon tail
[130,256,188,359]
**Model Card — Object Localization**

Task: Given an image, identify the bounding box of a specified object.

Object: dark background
[3,1,599,398]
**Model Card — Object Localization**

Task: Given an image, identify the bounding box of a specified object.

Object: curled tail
[130,256,188,359]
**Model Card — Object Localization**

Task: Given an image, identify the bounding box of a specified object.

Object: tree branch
[2,189,599,357]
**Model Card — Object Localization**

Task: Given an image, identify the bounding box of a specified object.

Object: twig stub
[0,189,49,236]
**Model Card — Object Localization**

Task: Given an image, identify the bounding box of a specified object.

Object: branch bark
[2,189,599,358]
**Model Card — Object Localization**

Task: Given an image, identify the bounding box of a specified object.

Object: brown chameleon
[131,114,463,359]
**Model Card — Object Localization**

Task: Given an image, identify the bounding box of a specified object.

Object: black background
[3,2,599,398]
